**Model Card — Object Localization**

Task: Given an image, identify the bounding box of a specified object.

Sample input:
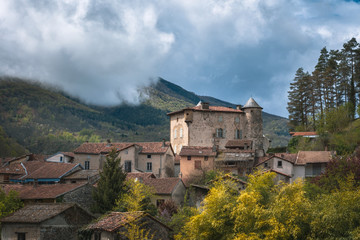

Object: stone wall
[62,184,94,212]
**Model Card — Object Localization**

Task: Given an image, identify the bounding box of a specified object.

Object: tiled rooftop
[179,146,216,157]
[225,140,253,148]
[143,178,182,195]
[64,169,99,180]
[74,142,171,155]
[1,183,87,200]
[0,203,77,223]
[21,162,81,180]
[290,132,318,136]
[296,151,333,165]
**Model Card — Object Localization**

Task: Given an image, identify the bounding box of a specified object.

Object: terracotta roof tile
[74,142,171,155]
[136,142,170,154]
[143,178,182,195]
[225,140,253,148]
[0,162,25,175]
[21,162,81,180]
[256,153,297,166]
[64,170,99,180]
[296,151,333,165]
[1,183,87,200]
[85,211,145,232]
[168,105,243,115]
[0,203,77,223]
[179,146,216,157]
[290,132,318,136]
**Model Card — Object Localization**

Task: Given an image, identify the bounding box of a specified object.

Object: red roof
[179,146,216,157]
[0,203,81,223]
[1,183,87,200]
[85,211,171,232]
[74,142,171,155]
[256,153,297,166]
[168,105,243,115]
[0,162,25,175]
[143,178,183,195]
[74,143,133,154]
[225,140,253,148]
[290,132,318,136]
[295,151,333,165]
[21,162,80,180]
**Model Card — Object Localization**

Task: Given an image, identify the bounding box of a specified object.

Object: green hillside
[0,77,290,157]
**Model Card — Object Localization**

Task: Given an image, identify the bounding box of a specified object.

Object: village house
[73,141,175,178]
[256,151,334,182]
[63,169,100,184]
[127,173,186,207]
[1,203,94,240]
[82,211,172,240]
[1,182,94,212]
[179,146,216,186]
[0,161,82,184]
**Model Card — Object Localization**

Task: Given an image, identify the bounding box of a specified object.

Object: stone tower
[242,97,264,157]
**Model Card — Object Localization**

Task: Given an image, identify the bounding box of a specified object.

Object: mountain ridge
[0,77,290,157]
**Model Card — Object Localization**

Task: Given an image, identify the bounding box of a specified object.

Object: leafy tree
[114,179,157,216]
[92,149,127,214]
[0,189,23,218]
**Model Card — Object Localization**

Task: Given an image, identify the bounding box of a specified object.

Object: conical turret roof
[242,97,262,109]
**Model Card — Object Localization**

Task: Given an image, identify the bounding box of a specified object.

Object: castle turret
[242,97,264,157]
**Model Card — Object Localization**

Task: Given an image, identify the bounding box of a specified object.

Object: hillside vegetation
[0,77,289,157]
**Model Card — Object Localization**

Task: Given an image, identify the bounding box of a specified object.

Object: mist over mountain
[0,77,290,157]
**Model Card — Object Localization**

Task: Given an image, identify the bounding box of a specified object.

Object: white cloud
[0,0,359,117]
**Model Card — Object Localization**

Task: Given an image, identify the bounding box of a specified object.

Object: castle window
[180,128,183,138]
[277,160,282,168]
[235,129,242,139]
[195,161,201,170]
[147,162,152,172]
[216,128,223,138]
[147,154,151,159]
[174,129,177,139]
[85,161,90,170]
[218,116,223,122]
[174,145,177,154]
[204,156,208,161]
[187,156,191,160]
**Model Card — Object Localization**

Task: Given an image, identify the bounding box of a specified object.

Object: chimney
[236,105,242,110]
[162,139,166,147]
[201,102,209,109]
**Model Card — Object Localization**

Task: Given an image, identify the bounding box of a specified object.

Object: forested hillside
[0,77,289,157]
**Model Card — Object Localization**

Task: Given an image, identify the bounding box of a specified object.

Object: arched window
[174,129,177,139]
[180,128,183,138]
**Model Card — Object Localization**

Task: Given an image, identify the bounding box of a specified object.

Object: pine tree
[92,149,127,214]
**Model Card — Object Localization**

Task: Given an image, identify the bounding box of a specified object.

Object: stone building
[169,98,269,178]
[168,98,268,157]
[1,203,94,240]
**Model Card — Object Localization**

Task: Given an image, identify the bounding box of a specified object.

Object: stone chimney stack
[201,102,209,109]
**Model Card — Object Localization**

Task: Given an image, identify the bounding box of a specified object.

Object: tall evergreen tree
[92,149,127,214]
[342,38,359,119]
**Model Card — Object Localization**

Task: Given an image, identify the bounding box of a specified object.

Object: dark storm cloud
[0,0,359,116]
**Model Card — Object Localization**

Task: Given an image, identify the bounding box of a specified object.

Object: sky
[0,0,360,117]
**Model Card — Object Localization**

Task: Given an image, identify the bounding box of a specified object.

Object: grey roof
[242,97,262,109]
